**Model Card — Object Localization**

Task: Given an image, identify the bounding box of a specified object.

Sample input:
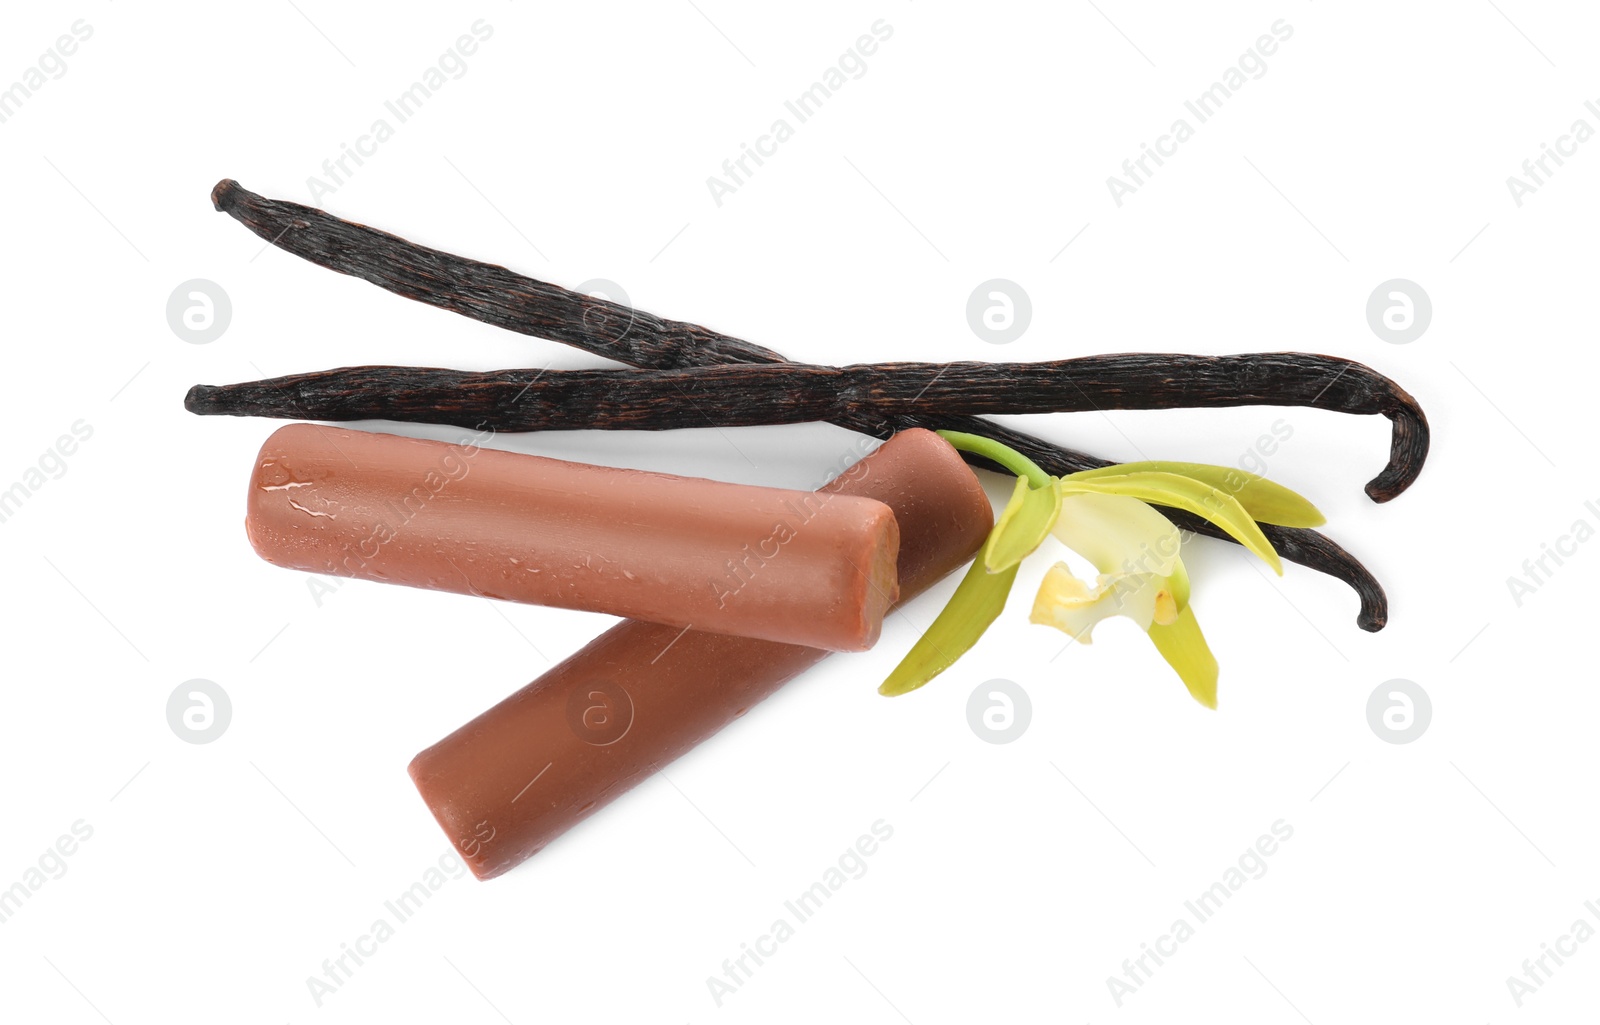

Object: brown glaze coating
[408,428,994,879]
[244,424,900,652]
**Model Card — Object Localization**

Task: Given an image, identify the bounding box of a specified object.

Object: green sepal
[984,475,1061,573]
[1066,460,1324,528]
[1147,605,1218,709]
[880,556,1019,697]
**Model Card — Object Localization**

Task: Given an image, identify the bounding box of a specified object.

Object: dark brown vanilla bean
[208,180,1427,502]
[211,179,788,370]
[206,179,1403,630]
[185,353,1427,503]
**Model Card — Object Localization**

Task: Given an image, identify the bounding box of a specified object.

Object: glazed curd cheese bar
[244,423,901,652]
[408,428,993,879]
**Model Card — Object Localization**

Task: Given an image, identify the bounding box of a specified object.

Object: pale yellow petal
[1049,492,1183,578]
[1029,561,1163,644]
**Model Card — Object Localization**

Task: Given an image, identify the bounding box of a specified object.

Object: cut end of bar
[407,736,549,881]
[405,753,486,881]
[211,178,241,212]
[844,505,901,652]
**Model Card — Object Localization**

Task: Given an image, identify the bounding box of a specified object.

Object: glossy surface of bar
[245,424,900,651]
[408,429,993,879]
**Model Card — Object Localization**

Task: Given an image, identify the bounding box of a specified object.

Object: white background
[1,2,1594,1022]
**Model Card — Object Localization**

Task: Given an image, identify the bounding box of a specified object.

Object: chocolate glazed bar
[244,423,900,652]
[408,428,994,879]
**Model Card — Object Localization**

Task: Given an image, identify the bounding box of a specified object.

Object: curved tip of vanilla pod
[1349,569,1388,633]
[1254,521,1388,633]
[1365,387,1431,503]
[211,178,243,212]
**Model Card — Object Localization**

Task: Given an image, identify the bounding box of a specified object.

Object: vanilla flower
[881,433,1325,708]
